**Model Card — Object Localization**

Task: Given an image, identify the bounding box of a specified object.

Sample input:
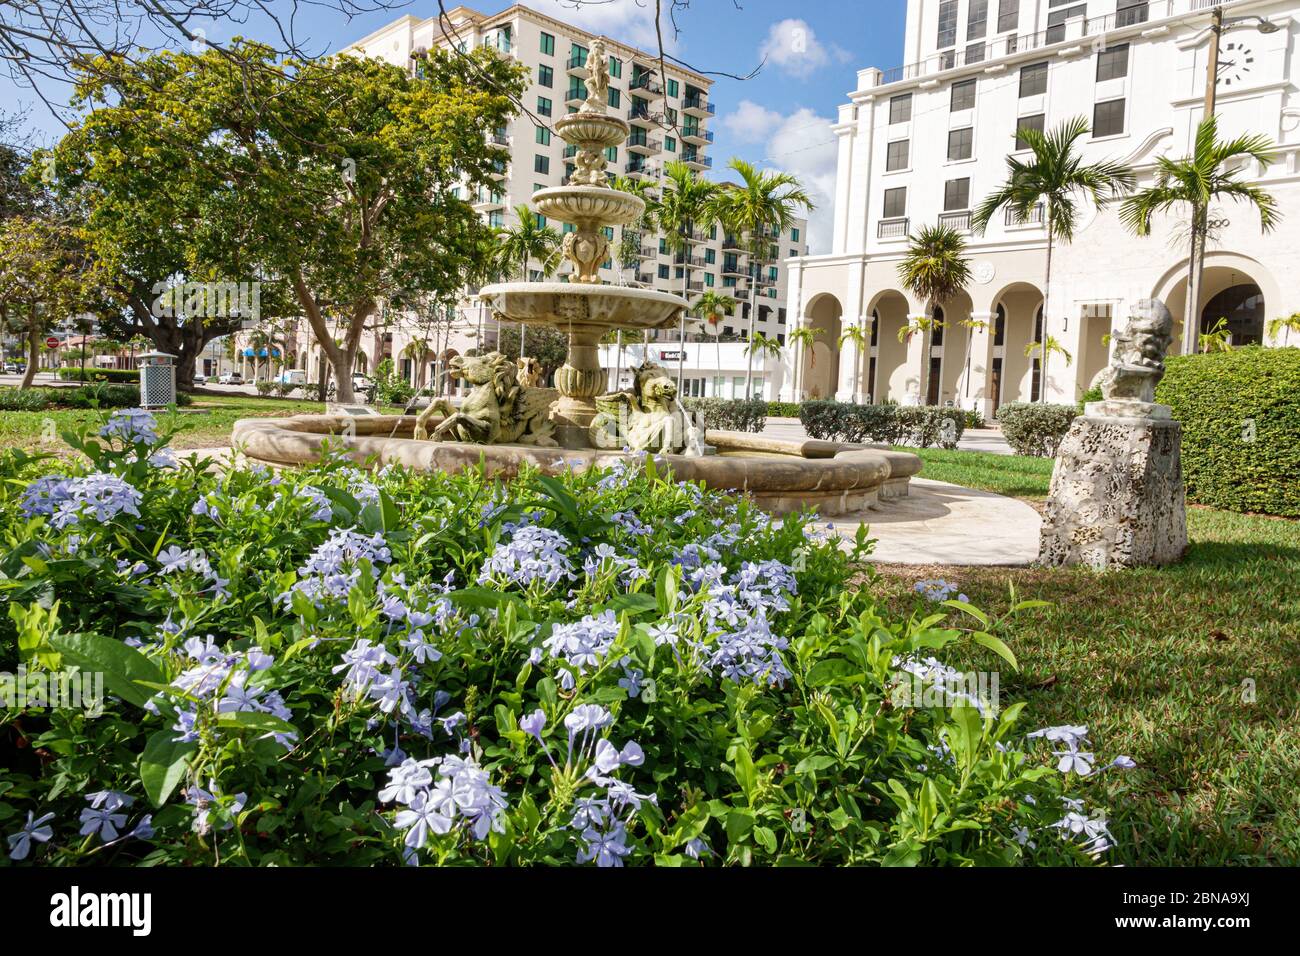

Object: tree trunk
[1040,229,1055,402]
[290,268,362,403]
[744,262,759,400]
[1181,209,1204,356]
[21,328,39,389]
[678,248,689,389]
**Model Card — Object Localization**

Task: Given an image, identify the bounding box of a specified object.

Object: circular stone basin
[231,415,922,517]
[478,281,684,332]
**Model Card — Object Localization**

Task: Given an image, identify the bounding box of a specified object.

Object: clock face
[1219,40,1256,88]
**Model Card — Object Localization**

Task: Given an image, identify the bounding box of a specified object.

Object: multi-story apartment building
[226,4,809,398]
[788,0,1299,412]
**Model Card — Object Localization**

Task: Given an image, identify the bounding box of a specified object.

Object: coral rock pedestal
[1038,403,1188,568]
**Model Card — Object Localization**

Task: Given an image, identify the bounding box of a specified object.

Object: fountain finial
[582,40,610,114]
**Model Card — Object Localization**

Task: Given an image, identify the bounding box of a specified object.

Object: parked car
[3,364,18,374]
[217,371,244,385]
[193,373,207,385]
[275,369,307,386]
[352,374,375,398]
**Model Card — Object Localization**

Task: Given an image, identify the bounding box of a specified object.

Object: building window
[538,64,554,88]
[539,31,554,56]
[658,264,670,279]
[534,154,550,174]
[968,0,989,40]
[569,42,588,65]
[883,186,907,218]
[605,146,617,162]
[889,93,913,124]
[536,214,547,228]
[947,127,974,161]
[537,96,552,117]
[886,139,910,171]
[1016,113,1045,150]
[535,126,550,145]
[1047,4,1086,43]
[1096,43,1130,82]
[937,0,958,48]
[1093,98,1126,137]
[966,42,986,64]
[998,0,1020,33]
[951,78,977,112]
[665,107,678,125]
[667,79,679,98]
[664,136,676,152]
[792,227,800,242]
[944,177,971,211]
[704,247,715,264]
[1020,61,1048,97]
[607,88,621,109]
[608,56,622,78]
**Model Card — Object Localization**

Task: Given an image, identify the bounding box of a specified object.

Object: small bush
[1156,347,1300,517]
[1077,385,1103,412]
[766,401,801,418]
[683,397,767,433]
[373,359,417,406]
[0,388,53,411]
[995,402,1078,457]
[799,401,965,449]
[56,367,139,383]
[963,408,986,430]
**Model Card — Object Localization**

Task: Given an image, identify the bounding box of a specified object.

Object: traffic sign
[45,337,60,349]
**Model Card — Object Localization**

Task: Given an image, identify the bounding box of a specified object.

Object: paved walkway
[826,477,1041,566]
[764,419,1014,456]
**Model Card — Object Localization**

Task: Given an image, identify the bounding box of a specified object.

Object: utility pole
[1204,7,1224,118]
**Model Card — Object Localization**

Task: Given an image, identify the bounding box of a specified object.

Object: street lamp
[1204,8,1280,117]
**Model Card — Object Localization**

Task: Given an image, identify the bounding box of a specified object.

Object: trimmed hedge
[56,367,140,383]
[766,401,802,418]
[1156,347,1300,518]
[799,401,966,449]
[994,402,1078,457]
[0,385,191,410]
[683,397,768,433]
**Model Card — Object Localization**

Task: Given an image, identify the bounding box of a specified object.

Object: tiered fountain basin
[230,414,922,516]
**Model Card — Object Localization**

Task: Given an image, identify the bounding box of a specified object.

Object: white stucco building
[789,0,1300,413]
[226,4,808,397]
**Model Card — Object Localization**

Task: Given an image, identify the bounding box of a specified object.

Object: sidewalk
[764,418,1014,456]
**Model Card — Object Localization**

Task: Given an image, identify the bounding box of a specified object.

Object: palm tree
[649,161,718,387]
[1199,317,1233,354]
[897,224,973,406]
[494,204,562,359]
[1266,313,1300,347]
[746,330,783,396]
[837,322,869,402]
[611,176,658,285]
[1120,116,1279,355]
[974,116,1134,394]
[954,314,991,406]
[710,159,815,400]
[788,325,824,402]
[1024,335,1073,401]
[691,289,736,395]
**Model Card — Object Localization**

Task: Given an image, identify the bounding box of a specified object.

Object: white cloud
[720,101,839,254]
[538,0,674,53]
[758,18,851,80]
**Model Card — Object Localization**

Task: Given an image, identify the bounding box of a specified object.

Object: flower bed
[0,411,1130,866]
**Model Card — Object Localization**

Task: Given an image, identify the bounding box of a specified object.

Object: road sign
[45,337,60,349]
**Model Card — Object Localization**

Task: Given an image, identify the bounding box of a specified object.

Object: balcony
[685,280,704,293]
[627,132,662,154]
[937,210,972,232]
[563,144,578,159]
[681,152,712,170]
[637,246,658,260]
[674,253,706,267]
[682,95,714,116]
[473,193,506,211]
[625,160,659,178]
[683,229,710,244]
[488,160,507,179]
[721,260,747,277]
[1006,204,1046,227]
[628,105,663,127]
[565,84,587,106]
[878,217,909,239]
[488,132,510,147]
[633,273,655,285]
[566,54,589,76]
[628,74,663,95]
[681,126,714,145]
[722,238,746,252]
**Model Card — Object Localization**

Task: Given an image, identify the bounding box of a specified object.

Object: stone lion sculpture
[414,351,557,446]
[1092,299,1175,404]
[590,361,701,454]
[516,356,543,388]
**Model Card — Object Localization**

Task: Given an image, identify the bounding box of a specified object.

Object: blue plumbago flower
[913,579,968,603]
[6,811,55,861]
[394,789,454,849]
[685,560,798,687]
[282,528,393,607]
[301,487,333,522]
[191,494,218,518]
[684,837,712,860]
[379,757,440,805]
[1027,725,1090,749]
[577,821,633,867]
[79,802,129,841]
[543,610,619,675]
[184,782,247,835]
[617,660,644,698]
[478,524,575,590]
[388,755,508,856]
[610,510,652,538]
[893,655,995,716]
[99,408,159,445]
[30,473,143,530]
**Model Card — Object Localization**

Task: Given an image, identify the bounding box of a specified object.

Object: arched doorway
[1201,283,1264,347]
[989,282,1045,405]
[868,290,912,403]
[801,293,842,400]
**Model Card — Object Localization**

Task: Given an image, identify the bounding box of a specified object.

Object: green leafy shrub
[995,403,1078,457]
[373,358,417,407]
[963,408,986,430]
[254,379,275,396]
[0,388,53,411]
[683,397,767,433]
[800,402,966,449]
[1156,347,1300,517]
[766,401,801,418]
[56,367,139,383]
[1077,385,1103,412]
[0,413,1133,867]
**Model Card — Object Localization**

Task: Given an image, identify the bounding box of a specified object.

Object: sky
[0,0,912,253]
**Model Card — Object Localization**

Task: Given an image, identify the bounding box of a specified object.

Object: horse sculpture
[413,351,558,446]
[590,361,698,454]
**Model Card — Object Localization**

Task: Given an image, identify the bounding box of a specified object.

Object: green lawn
[0,394,327,451]
[871,448,1300,865]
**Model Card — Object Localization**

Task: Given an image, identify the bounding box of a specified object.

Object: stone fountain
[231,39,924,515]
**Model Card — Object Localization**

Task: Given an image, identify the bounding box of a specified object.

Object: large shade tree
[974,116,1133,398]
[710,159,814,400]
[1119,116,1278,354]
[52,42,525,400]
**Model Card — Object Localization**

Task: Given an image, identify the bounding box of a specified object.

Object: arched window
[931,305,945,346]
[1201,283,1264,346]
